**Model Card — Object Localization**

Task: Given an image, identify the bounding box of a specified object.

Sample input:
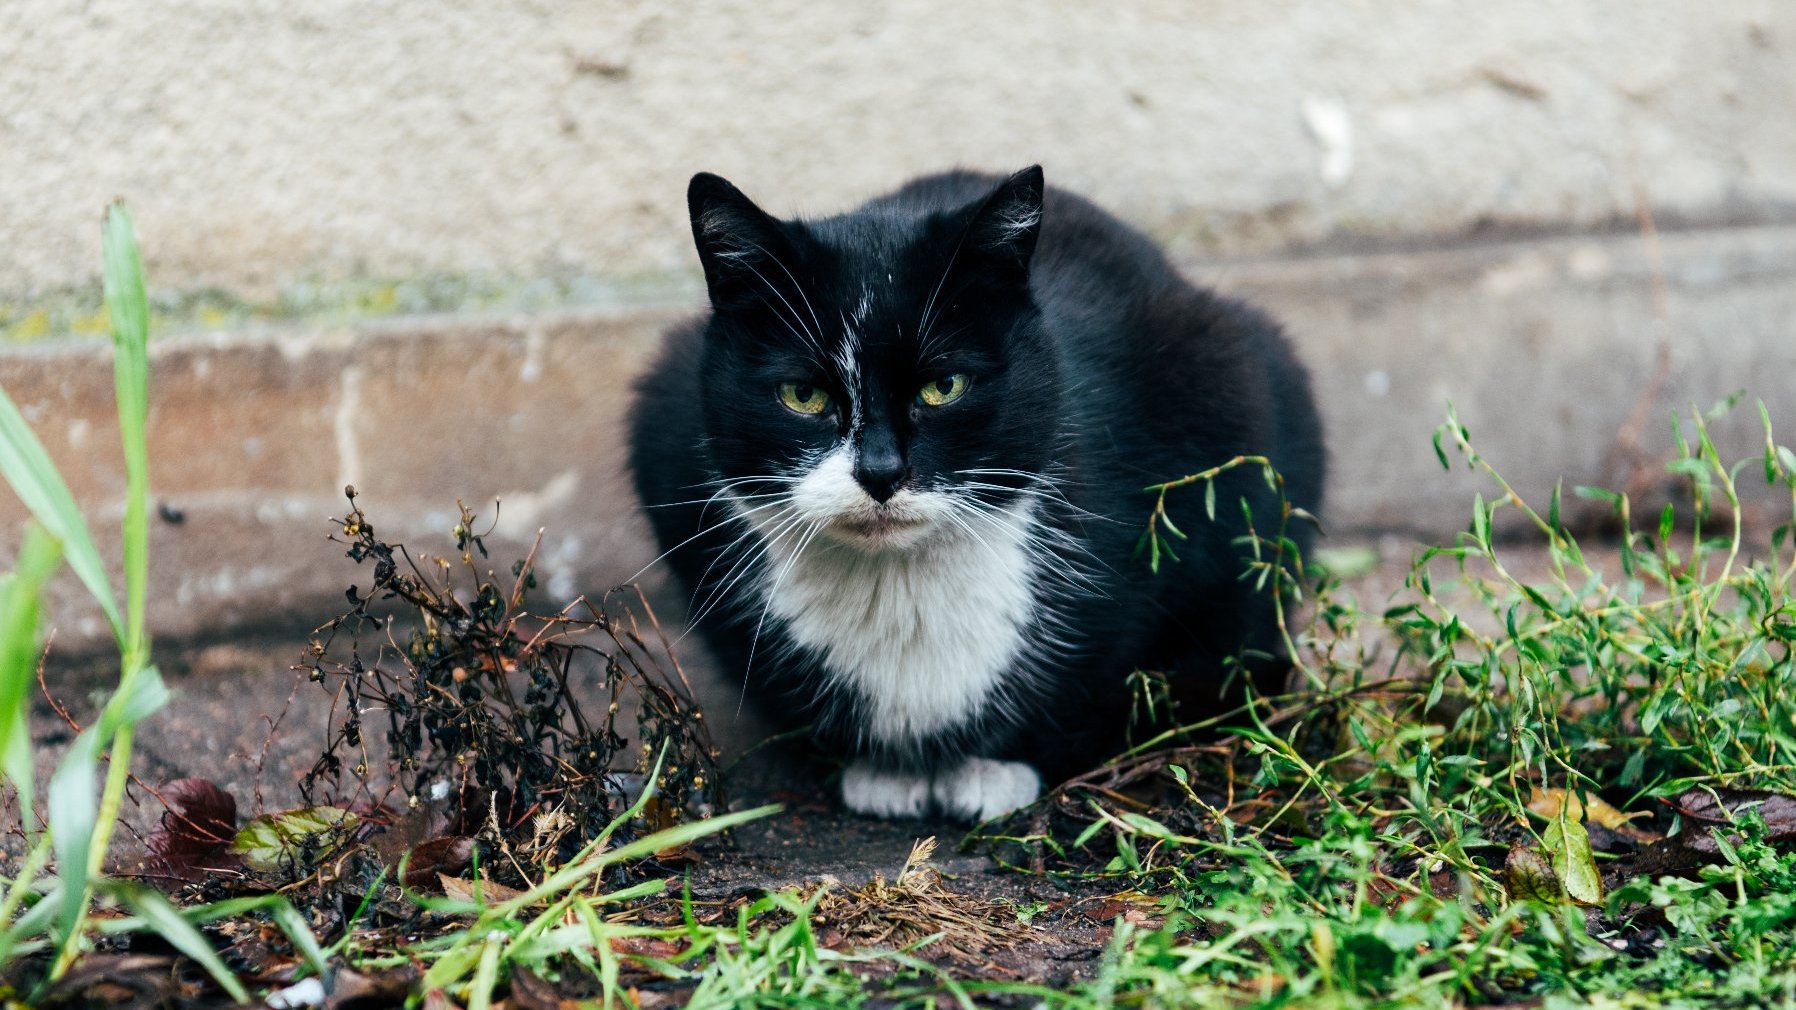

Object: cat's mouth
[830,511,933,543]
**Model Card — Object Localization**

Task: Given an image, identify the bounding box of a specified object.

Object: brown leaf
[399,836,476,889]
[37,954,176,1009]
[609,935,686,959]
[1527,787,1646,831]
[367,805,454,867]
[146,777,241,883]
[420,990,462,1010]
[325,966,419,1010]
[1668,788,1796,852]
[507,966,571,1010]
[439,873,530,905]
[1503,845,1563,905]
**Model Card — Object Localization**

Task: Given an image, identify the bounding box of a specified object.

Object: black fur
[629,167,1325,787]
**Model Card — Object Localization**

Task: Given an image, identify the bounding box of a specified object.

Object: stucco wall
[3,2,1795,655]
[3,1,1792,301]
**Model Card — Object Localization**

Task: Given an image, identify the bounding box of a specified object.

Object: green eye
[777,381,832,415]
[918,373,969,407]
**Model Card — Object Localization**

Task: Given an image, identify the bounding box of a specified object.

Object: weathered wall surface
[5,224,1793,653]
[2,1,1794,656]
[2,1,1791,298]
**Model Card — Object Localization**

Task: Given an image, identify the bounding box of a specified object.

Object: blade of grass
[98,893,326,979]
[0,836,53,965]
[51,202,159,982]
[0,393,122,643]
[89,200,154,877]
[99,882,248,1003]
[46,664,169,947]
[102,201,151,672]
[0,522,61,809]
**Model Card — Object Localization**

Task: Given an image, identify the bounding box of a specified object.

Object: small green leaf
[1573,485,1622,509]
[1160,512,1187,542]
[1314,545,1380,579]
[1072,817,1107,849]
[1542,801,1604,906]
[231,806,360,872]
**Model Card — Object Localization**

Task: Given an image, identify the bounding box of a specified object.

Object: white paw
[841,761,931,819]
[930,758,1041,823]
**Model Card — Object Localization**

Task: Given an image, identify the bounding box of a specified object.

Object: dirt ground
[14,532,1560,982]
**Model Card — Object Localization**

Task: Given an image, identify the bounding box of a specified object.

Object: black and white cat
[629,166,1325,822]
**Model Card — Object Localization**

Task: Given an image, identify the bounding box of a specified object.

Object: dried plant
[299,489,721,859]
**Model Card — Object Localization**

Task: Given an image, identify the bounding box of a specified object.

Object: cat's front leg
[930,757,1041,823]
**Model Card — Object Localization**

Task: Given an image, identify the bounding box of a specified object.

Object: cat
[628,166,1325,822]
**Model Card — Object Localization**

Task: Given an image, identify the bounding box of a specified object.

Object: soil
[12,534,1560,990]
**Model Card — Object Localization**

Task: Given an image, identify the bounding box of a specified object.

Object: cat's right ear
[688,173,794,312]
[961,165,1044,275]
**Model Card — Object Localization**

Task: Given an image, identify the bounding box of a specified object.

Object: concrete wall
[2,1,1794,653]
[6,222,1793,652]
[3,1,1791,298]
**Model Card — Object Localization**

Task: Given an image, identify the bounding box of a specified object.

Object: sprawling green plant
[975,397,1796,1008]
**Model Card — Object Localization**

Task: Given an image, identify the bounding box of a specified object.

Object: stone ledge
[3,223,1792,652]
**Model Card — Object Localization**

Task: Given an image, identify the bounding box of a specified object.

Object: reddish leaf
[397,835,476,889]
[146,777,241,883]
[324,966,419,1010]
[367,806,453,868]
[1666,788,1796,853]
[507,967,567,1010]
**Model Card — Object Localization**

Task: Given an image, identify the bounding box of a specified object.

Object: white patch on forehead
[834,312,863,428]
[751,444,1041,743]
[851,285,873,325]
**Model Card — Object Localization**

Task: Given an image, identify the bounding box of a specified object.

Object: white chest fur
[757,508,1039,745]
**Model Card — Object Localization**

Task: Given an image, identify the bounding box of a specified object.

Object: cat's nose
[853,439,909,504]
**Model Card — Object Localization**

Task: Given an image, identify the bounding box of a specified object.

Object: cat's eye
[917,373,969,407]
[777,381,832,416]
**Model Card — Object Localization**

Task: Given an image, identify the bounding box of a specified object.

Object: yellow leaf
[1527,786,1643,830]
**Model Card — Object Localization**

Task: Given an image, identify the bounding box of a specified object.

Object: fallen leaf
[146,777,240,883]
[399,836,476,888]
[324,966,418,1010]
[37,954,177,1009]
[506,966,569,1010]
[1527,786,1643,830]
[366,805,453,868]
[1543,805,1604,906]
[1667,788,1796,852]
[438,873,529,905]
[1503,846,1562,905]
[609,935,687,959]
[231,806,359,873]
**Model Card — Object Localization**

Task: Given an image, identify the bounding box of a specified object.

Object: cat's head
[682,167,1061,553]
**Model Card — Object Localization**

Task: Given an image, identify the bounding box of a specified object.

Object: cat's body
[630,167,1325,821]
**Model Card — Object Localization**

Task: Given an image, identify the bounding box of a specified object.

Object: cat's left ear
[688,172,800,312]
[962,165,1044,275]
